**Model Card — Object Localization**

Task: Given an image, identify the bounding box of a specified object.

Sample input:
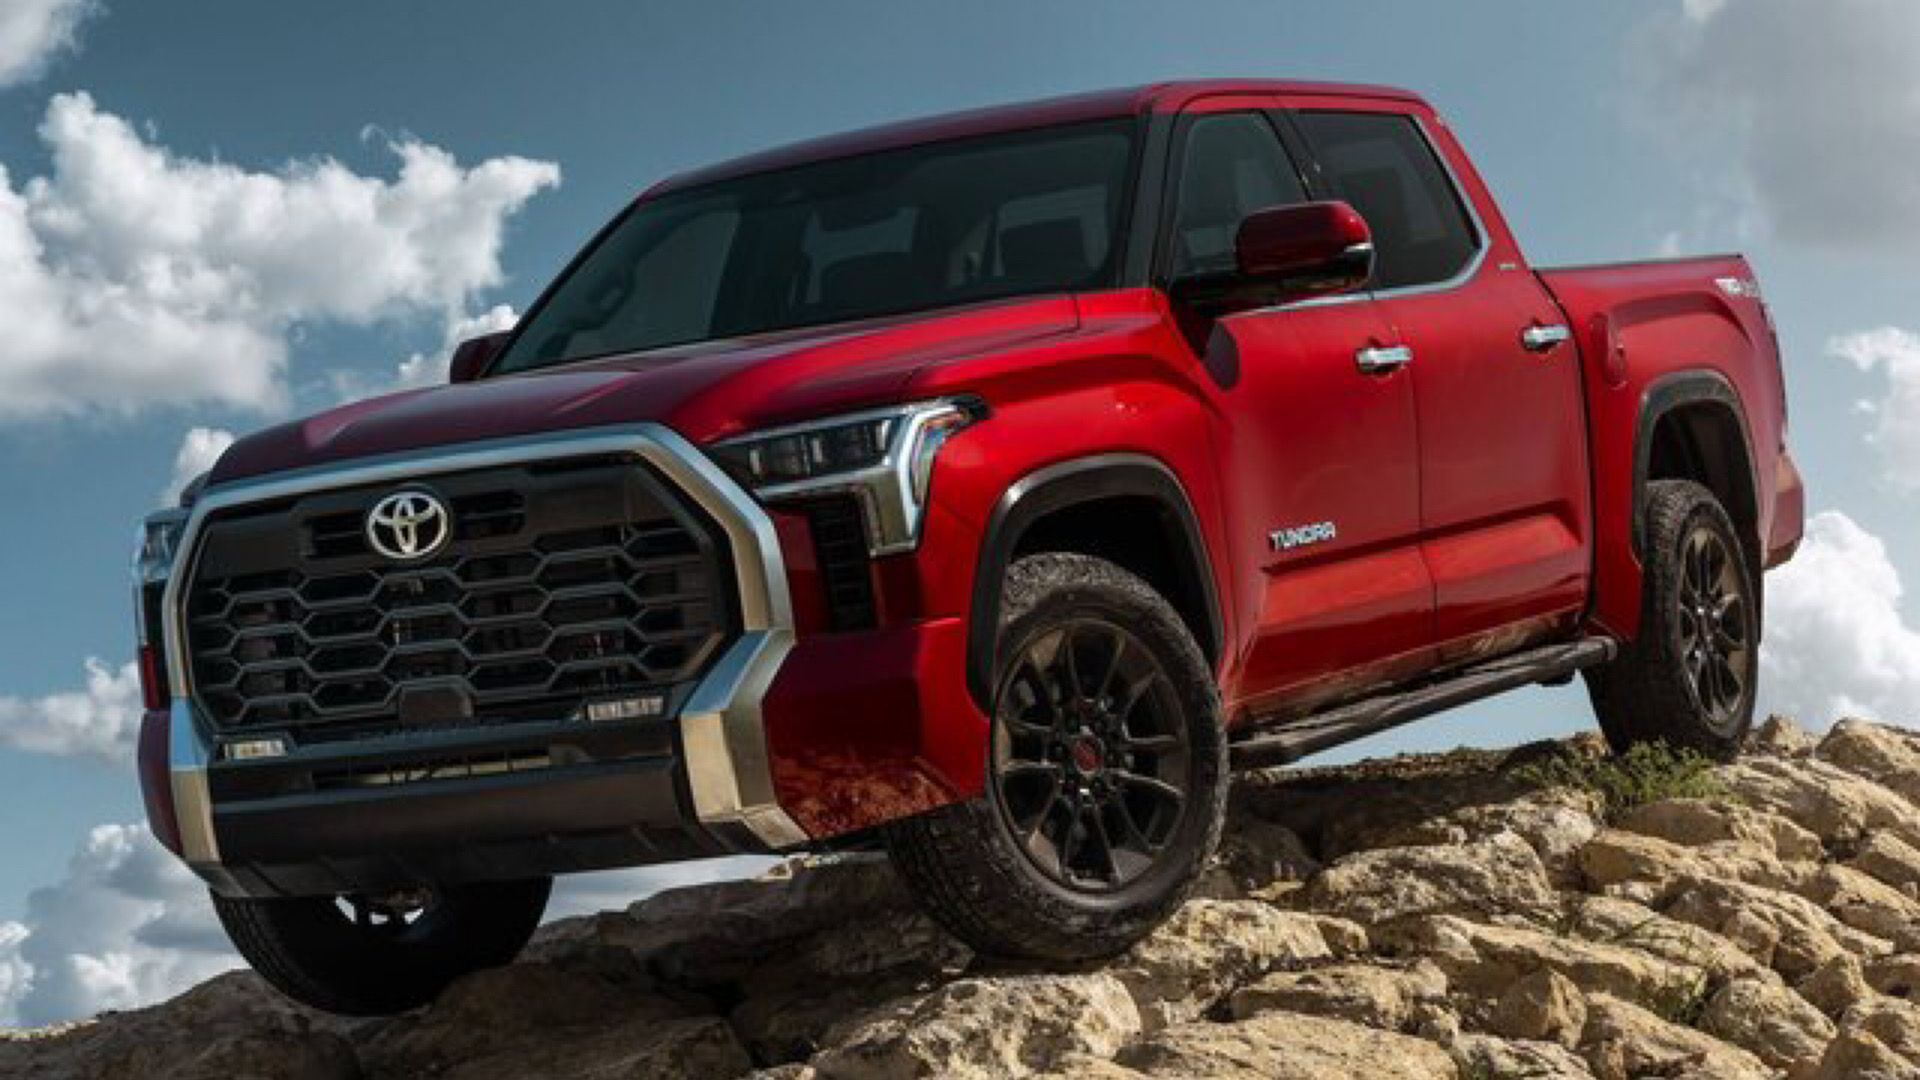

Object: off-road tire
[885,553,1227,962]
[1586,479,1759,759]
[212,877,551,1016]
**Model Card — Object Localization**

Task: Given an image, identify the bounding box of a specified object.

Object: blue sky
[0,0,1916,1026]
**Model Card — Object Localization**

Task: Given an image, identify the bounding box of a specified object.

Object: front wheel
[1586,479,1759,759]
[886,553,1227,962]
[212,877,551,1016]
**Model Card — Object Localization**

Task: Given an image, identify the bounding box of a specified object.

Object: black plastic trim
[966,455,1222,709]
[1631,370,1757,559]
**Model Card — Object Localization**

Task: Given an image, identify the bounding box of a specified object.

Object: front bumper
[145,425,816,897]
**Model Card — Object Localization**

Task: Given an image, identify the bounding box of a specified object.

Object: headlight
[709,399,979,555]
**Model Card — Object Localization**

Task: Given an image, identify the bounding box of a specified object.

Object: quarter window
[1295,112,1479,291]
[1167,113,1308,280]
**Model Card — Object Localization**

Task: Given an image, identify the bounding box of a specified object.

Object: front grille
[184,458,733,737]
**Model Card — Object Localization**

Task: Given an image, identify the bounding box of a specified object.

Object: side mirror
[1235,200,1374,297]
[448,331,509,384]
[1171,200,1374,312]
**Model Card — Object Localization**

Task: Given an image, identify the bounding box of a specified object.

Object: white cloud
[1760,510,1920,727]
[0,824,237,1028]
[1829,327,1920,493]
[0,0,93,86]
[1634,0,1920,253]
[0,92,559,419]
[0,658,139,763]
[162,426,235,503]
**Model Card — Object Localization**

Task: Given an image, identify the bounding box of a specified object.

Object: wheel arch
[966,455,1223,711]
[1633,371,1764,598]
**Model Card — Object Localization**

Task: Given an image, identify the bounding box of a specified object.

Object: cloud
[0,824,237,1028]
[1634,0,1920,253]
[162,426,235,503]
[0,92,559,420]
[0,658,139,763]
[1760,510,1920,727]
[544,857,779,922]
[1829,327,1920,493]
[0,0,94,86]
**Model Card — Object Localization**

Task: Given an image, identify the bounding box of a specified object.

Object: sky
[0,0,1917,1027]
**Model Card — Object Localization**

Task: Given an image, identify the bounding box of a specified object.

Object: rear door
[1292,106,1592,663]
[1164,101,1434,719]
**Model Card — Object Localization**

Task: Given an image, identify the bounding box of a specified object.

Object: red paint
[137,708,181,855]
[185,81,1799,846]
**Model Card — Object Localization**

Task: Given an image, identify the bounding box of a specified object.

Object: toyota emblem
[365,490,450,561]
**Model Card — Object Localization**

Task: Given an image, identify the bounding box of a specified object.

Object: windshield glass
[495,119,1137,374]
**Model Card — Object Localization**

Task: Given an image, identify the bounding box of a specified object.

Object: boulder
[1799,1028,1920,1080]
[1798,954,1875,1019]
[1616,796,1824,863]
[1819,718,1920,804]
[1304,832,1557,924]
[1375,914,1700,1006]
[1577,828,1804,898]
[1488,968,1588,1047]
[1795,864,1920,951]
[1850,832,1920,895]
[1110,900,1331,1030]
[1720,756,1920,850]
[1450,1034,1596,1079]
[1696,975,1834,1072]
[1117,1012,1459,1080]
[812,974,1140,1080]
[1576,993,1772,1080]
[1866,953,1920,998]
[1228,961,1446,1032]
[1562,895,1770,981]
[1658,874,1892,979]
[1749,714,1817,757]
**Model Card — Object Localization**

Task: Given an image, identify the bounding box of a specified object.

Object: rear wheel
[212,877,550,1016]
[886,553,1227,961]
[1586,479,1758,759]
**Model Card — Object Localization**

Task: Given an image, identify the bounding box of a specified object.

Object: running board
[1230,638,1618,771]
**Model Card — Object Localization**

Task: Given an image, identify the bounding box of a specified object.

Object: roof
[650,79,1424,196]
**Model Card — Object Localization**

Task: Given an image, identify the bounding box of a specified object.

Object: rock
[1616,796,1824,863]
[1562,895,1769,981]
[1850,832,1920,895]
[1117,1012,1459,1080]
[1577,993,1772,1080]
[1659,874,1892,979]
[813,974,1140,1080]
[1866,953,1920,998]
[1797,864,1920,951]
[1697,975,1834,1072]
[1489,968,1588,1047]
[1577,828,1804,898]
[1405,788,1602,888]
[1304,832,1557,924]
[1800,1028,1920,1080]
[1111,900,1331,1030]
[1228,962,1445,1032]
[1200,812,1321,899]
[1450,1034,1596,1079]
[1376,914,1700,1007]
[1720,756,1920,850]
[1819,718,1920,803]
[0,973,358,1080]
[1307,915,1371,958]
[1799,954,1874,1019]
[1847,996,1920,1060]
[1749,714,1816,757]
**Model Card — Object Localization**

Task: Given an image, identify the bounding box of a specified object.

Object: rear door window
[1294,111,1479,291]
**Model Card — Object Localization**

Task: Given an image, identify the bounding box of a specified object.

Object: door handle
[1521,323,1572,353]
[1355,345,1414,375]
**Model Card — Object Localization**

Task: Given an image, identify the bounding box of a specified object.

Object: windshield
[495,119,1137,374]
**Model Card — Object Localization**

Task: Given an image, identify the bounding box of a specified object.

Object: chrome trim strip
[168,698,219,863]
[158,423,807,854]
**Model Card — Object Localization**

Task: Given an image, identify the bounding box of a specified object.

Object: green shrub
[1515,741,1729,823]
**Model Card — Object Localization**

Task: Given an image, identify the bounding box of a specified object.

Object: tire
[886,553,1227,962]
[212,877,551,1016]
[1586,479,1759,759]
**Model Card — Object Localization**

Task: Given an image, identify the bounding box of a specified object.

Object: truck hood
[211,297,1079,485]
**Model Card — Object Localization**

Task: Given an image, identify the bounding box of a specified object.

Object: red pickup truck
[132,80,1802,1015]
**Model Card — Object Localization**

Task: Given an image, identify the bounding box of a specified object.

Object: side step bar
[1230,638,1618,771]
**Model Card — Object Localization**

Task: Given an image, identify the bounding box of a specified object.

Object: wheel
[885,553,1227,962]
[1586,479,1759,759]
[212,877,551,1016]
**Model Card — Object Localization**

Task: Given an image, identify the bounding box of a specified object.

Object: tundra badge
[1269,521,1338,553]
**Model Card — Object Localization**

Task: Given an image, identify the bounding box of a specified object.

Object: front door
[1165,105,1433,720]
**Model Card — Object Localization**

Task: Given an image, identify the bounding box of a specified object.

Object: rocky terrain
[15,717,1920,1078]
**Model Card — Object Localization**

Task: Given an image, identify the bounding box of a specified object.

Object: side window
[1168,113,1308,279]
[1294,111,1479,291]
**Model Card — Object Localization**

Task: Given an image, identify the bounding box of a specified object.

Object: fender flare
[965,454,1223,711]
[1631,370,1760,560]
